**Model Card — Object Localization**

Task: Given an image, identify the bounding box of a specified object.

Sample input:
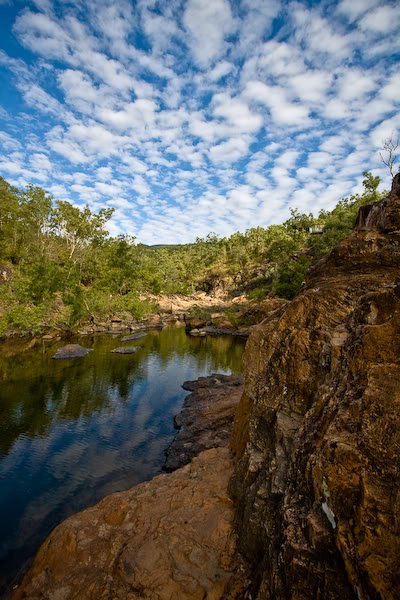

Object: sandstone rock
[111,346,141,354]
[230,174,400,600]
[52,344,93,360]
[164,374,244,472]
[189,328,200,336]
[185,318,207,330]
[12,448,248,600]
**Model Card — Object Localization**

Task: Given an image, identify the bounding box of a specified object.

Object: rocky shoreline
[11,374,249,600]
[164,373,244,472]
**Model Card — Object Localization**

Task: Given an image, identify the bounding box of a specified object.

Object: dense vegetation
[0,172,386,335]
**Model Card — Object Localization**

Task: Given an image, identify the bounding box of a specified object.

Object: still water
[0,325,245,594]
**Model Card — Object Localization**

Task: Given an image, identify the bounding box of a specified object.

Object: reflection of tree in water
[0,327,244,457]
[144,326,245,373]
[0,326,246,594]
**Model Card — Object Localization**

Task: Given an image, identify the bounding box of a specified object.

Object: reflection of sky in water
[0,326,245,592]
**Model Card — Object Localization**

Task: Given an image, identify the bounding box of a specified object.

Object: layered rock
[230,174,400,600]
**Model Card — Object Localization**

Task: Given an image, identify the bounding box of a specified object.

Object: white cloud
[183,0,236,68]
[0,131,21,150]
[29,152,52,172]
[0,105,9,119]
[360,5,400,33]
[207,61,234,82]
[244,81,311,126]
[213,93,263,134]
[209,136,251,164]
[0,0,398,245]
[289,71,332,104]
[336,0,379,23]
[96,166,113,181]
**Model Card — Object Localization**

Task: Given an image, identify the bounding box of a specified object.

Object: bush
[247,288,267,301]
[63,288,159,325]
[0,303,46,335]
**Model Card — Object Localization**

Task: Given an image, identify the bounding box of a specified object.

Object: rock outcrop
[164,374,244,472]
[230,173,400,600]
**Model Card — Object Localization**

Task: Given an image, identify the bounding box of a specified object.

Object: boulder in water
[52,344,93,360]
[111,346,140,354]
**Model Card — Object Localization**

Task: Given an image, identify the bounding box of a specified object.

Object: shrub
[0,303,46,335]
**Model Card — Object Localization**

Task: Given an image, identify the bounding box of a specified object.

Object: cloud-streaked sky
[0,0,399,244]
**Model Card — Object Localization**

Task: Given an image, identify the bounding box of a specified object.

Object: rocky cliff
[230,173,400,600]
[11,175,400,600]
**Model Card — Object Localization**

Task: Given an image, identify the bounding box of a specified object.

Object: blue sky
[0,0,399,244]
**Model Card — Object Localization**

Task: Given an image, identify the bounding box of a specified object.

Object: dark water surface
[0,325,245,594]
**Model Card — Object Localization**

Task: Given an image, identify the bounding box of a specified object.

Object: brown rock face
[13,448,247,600]
[230,174,400,599]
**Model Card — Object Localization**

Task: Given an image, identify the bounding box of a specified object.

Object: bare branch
[379,133,399,179]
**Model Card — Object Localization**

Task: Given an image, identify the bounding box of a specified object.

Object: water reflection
[0,326,245,594]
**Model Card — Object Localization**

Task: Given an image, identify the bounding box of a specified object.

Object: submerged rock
[111,346,141,354]
[164,374,244,472]
[52,344,93,360]
[120,332,147,341]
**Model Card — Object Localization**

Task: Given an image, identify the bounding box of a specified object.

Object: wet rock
[111,346,141,354]
[182,373,244,392]
[164,374,244,472]
[12,448,248,600]
[52,344,93,360]
[120,332,147,341]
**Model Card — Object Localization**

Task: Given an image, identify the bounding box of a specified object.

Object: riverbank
[0,291,289,347]
[0,328,246,598]
[10,374,250,600]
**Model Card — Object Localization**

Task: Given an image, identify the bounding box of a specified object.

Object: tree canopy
[0,173,387,334]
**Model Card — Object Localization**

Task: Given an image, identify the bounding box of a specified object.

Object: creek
[0,325,245,595]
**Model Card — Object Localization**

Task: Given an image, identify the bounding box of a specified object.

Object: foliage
[0,303,47,335]
[0,171,387,335]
